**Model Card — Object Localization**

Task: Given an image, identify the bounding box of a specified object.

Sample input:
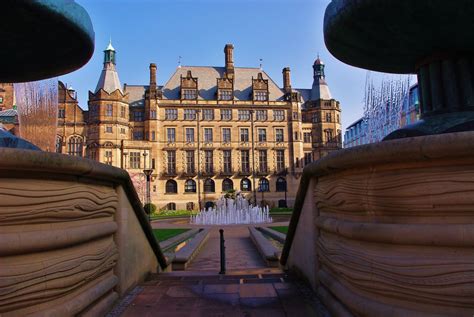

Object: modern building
[343,118,367,148]
[10,42,343,210]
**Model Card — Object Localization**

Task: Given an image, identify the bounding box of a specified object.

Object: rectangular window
[241,150,250,173]
[222,128,231,143]
[106,104,113,117]
[254,91,268,101]
[259,150,267,172]
[273,110,285,121]
[185,127,195,142]
[258,128,266,142]
[223,150,232,173]
[256,110,267,121]
[105,150,112,165]
[238,110,251,121]
[133,111,144,122]
[203,109,214,120]
[186,150,195,174]
[293,112,299,120]
[133,131,143,140]
[326,112,332,122]
[219,89,233,100]
[120,127,126,134]
[58,109,65,118]
[204,128,213,142]
[184,109,196,120]
[150,110,157,119]
[304,132,312,143]
[221,109,232,120]
[275,128,284,142]
[105,126,112,133]
[167,151,176,174]
[304,152,312,166]
[0,97,3,103]
[182,89,197,100]
[276,150,285,171]
[151,131,156,141]
[167,128,176,143]
[312,113,319,123]
[240,128,249,142]
[129,152,141,169]
[204,150,213,173]
[165,109,178,120]
[325,129,334,141]
[120,105,126,118]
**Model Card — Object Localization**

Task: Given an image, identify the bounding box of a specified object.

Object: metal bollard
[219,229,226,274]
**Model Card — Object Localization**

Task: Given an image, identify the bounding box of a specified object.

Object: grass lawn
[153,228,190,242]
[269,226,288,234]
[269,208,293,214]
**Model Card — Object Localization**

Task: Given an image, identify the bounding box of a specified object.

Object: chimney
[149,63,157,95]
[283,67,291,93]
[224,44,235,79]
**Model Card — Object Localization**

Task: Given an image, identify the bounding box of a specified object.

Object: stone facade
[54,43,342,211]
[0,83,14,111]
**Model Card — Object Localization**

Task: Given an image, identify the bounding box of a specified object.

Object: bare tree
[14,79,58,151]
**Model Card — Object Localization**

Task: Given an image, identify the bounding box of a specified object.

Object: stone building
[54,42,343,210]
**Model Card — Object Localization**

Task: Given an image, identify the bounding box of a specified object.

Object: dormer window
[252,73,269,101]
[254,91,268,101]
[182,89,197,100]
[181,70,198,100]
[219,89,233,101]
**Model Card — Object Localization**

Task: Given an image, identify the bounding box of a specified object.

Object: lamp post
[143,151,153,222]
[250,109,257,205]
[196,109,202,211]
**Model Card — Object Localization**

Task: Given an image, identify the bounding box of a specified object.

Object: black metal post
[196,109,202,211]
[284,178,288,208]
[250,110,257,205]
[219,229,226,274]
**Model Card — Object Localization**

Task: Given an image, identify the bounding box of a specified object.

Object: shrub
[144,203,157,214]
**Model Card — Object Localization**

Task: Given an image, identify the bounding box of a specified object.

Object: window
[167,151,176,174]
[293,112,299,120]
[238,110,250,121]
[186,202,195,210]
[325,112,332,122]
[204,128,213,142]
[120,105,126,118]
[223,150,232,173]
[182,89,197,100]
[129,152,141,169]
[240,128,249,142]
[241,150,250,173]
[275,128,284,142]
[204,178,215,193]
[185,128,194,143]
[312,113,319,123]
[259,178,270,192]
[152,159,156,169]
[150,110,157,119]
[185,180,196,193]
[186,150,195,174]
[304,153,312,166]
[89,105,98,118]
[219,89,233,100]
[203,109,214,120]
[222,178,233,192]
[106,104,113,117]
[325,129,334,142]
[105,126,112,133]
[304,132,312,143]
[259,150,267,172]
[337,114,340,123]
[165,180,178,194]
[241,178,252,192]
[56,136,62,153]
[276,177,287,192]
[258,129,266,142]
[276,150,285,171]
[165,109,178,120]
[184,109,196,120]
[222,128,231,143]
[273,110,285,121]
[167,128,176,143]
[68,136,83,157]
[120,128,126,134]
[221,109,232,120]
[105,150,113,165]
[256,110,267,121]
[204,150,213,173]
[0,97,3,103]
[89,149,97,161]
[294,132,298,141]
[133,111,144,121]
[167,202,176,210]
[133,131,143,140]
[151,131,156,141]
[255,91,268,101]
[58,109,65,118]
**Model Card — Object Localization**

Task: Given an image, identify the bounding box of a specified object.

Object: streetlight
[196,109,202,211]
[143,151,153,222]
[250,109,257,205]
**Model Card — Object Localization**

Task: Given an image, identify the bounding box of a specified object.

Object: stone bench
[248,227,280,268]
[172,228,211,270]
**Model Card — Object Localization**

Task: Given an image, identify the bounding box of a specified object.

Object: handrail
[0,148,168,269]
[281,131,474,265]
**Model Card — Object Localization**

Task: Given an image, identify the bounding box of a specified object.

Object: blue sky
[61,0,371,131]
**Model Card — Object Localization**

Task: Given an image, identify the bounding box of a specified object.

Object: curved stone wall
[282,132,474,316]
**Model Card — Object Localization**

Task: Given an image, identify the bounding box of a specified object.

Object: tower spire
[104,38,116,65]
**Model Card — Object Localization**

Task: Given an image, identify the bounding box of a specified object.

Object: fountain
[190,193,272,225]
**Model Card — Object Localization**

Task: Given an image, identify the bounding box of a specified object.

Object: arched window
[205,201,214,209]
[186,202,195,211]
[68,135,83,157]
[204,178,215,193]
[56,135,62,153]
[222,178,233,192]
[276,177,287,192]
[165,180,178,194]
[240,178,251,192]
[185,179,196,193]
[167,202,176,211]
[259,178,270,192]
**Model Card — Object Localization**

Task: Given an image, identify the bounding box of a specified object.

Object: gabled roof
[161,66,285,101]
[0,109,17,117]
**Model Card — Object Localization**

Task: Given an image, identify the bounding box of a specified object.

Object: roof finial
[259,58,263,70]
[105,37,115,51]
[178,56,182,68]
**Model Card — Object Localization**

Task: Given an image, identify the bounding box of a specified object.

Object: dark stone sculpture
[0,129,41,150]
[324,0,474,139]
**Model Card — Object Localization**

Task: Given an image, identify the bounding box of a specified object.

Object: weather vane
[259,58,263,70]
[178,56,182,68]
